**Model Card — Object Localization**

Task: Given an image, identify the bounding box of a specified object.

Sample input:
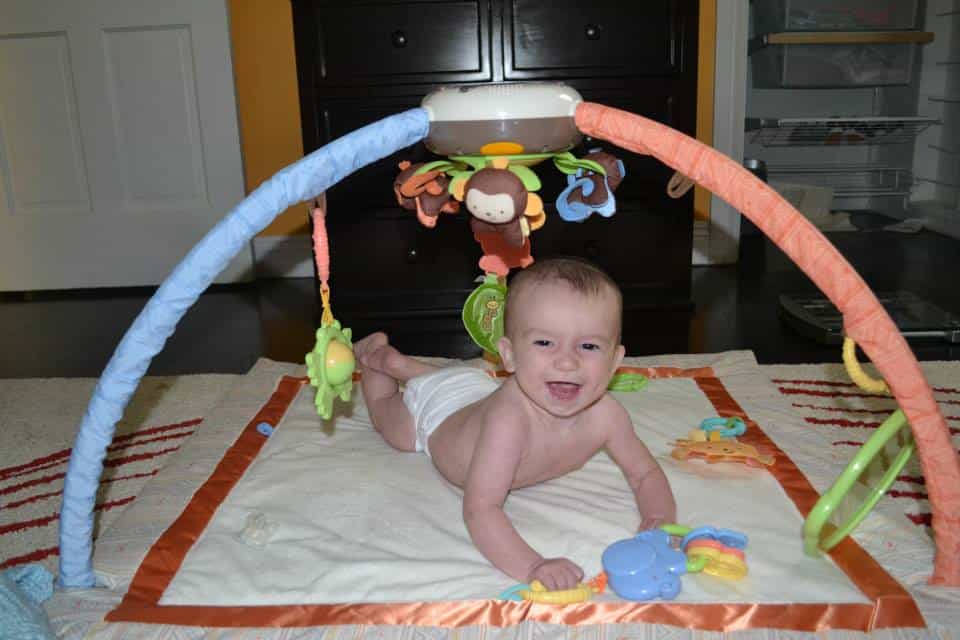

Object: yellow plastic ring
[842,337,889,394]
[520,580,594,604]
[686,547,748,580]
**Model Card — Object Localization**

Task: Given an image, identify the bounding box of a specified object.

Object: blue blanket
[1,564,55,640]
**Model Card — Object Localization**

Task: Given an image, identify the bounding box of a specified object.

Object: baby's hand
[638,515,670,531]
[527,557,584,591]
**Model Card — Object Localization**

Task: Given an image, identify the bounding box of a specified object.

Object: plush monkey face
[466,190,516,223]
[463,168,527,225]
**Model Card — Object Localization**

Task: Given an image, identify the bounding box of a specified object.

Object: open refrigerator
[744,0,959,238]
[743,0,960,344]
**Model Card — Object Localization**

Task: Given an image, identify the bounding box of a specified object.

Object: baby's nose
[554,351,578,370]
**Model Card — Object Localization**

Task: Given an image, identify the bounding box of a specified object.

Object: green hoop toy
[803,409,916,556]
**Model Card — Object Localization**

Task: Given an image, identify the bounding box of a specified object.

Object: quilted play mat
[42,352,959,638]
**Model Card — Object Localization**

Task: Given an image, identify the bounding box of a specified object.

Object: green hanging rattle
[304,201,355,420]
[462,273,507,356]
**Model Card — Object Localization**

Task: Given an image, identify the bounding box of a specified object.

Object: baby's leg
[353,333,437,451]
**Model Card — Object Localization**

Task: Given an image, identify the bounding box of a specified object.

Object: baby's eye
[533,339,552,347]
[581,343,601,351]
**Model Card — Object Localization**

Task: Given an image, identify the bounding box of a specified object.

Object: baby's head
[498,258,624,417]
[503,257,622,339]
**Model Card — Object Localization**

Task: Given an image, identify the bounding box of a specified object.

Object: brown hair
[503,257,622,338]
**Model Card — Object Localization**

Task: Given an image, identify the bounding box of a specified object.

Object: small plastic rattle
[305,320,354,420]
[671,437,774,467]
[498,573,607,604]
[304,202,355,420]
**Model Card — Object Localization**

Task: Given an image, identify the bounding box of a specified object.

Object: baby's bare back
[427,377,615,489]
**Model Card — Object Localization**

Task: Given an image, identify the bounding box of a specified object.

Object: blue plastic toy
[601,529,688,600]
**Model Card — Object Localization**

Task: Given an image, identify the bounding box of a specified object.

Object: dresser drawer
[505,0,692,80]
[325,213,480,294]
[301,0,491,86]
[325,204,690,298]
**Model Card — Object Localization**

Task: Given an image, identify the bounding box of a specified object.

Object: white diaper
[402,366,499,457]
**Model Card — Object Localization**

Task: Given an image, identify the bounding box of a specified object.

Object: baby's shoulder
[592,391,628,413]
[582,393,631,428]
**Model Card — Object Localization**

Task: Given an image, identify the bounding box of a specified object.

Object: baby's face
[498,281,624,419]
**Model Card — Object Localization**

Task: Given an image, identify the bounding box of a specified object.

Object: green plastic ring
[802,409,915,557]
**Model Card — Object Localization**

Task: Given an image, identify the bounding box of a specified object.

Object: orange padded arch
[575,102,960,586]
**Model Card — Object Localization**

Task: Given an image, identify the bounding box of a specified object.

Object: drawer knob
[584,24,601,40]
[391,30,408,48]
[405,248,418,263]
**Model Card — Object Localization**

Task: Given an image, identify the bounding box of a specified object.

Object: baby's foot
[353,332,389,369]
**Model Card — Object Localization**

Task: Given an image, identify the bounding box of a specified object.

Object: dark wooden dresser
[291,0,699,357]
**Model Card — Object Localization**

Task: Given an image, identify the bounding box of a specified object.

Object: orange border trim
[106,370,924,631]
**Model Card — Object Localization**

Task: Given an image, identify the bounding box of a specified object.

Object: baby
[353,257,676,590]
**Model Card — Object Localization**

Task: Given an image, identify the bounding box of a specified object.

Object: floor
[2,228,959,379]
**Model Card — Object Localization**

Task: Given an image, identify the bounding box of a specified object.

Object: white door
[0,0,251,290]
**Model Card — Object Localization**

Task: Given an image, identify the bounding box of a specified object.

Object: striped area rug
[762,361,960,531]
[1,418,202,570]
[0,374,238,575]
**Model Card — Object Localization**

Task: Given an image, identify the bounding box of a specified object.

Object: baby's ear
[613,344,625,372]
[497,336,517,373]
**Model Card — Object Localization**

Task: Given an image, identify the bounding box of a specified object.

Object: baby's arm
[461,413,583,590]
[603,401,677,529]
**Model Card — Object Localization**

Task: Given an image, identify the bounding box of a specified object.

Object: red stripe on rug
[888,490,928,500]
[3,459,68,481]
[111,419,202,443]
[0,450,72,480]
[773,379,959,395]
[792,403,960,424]
[807,416,959,434]
[792,403,894,415]
[780,386,960,405]
[3,490,61,510]
[833,440,958,456]
[0,419,202,480]
[0,513,58,535]
[778,387,896,400]
[2,428,194,483]
[772,378,858,388]
[1,496,136,537]
[0,546,59,570]
[807,416,883,429]
[106,429,196,454]
[906,513,932,526]
[3,470,161,510]
[103,446,181,468]
[105,470,161,484]
[2,446,182,496]
[1,472,65,497]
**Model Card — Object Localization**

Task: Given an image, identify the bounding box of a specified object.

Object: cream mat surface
[161,367,863,606]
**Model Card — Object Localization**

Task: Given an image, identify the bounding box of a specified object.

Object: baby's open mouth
[547,381,581,401]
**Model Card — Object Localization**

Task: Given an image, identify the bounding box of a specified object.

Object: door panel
[0,0,250,290]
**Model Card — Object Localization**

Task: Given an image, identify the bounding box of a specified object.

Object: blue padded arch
[58,108,431,588]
